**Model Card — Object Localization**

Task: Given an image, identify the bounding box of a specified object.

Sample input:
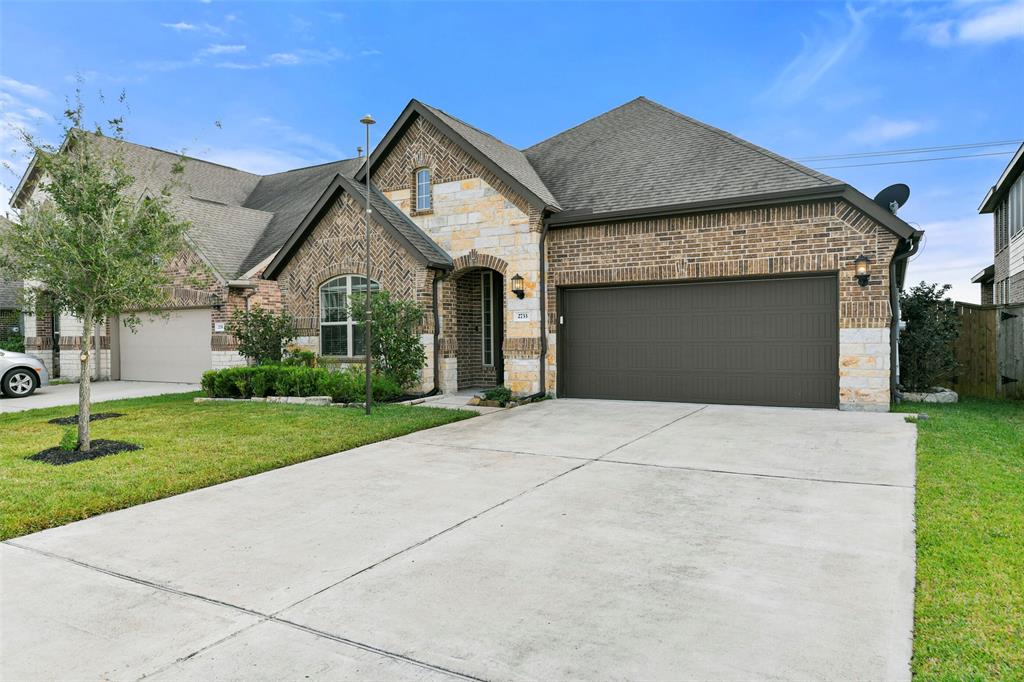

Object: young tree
[0,96,190,451]
[349,290,426,390]
[227,306,297,365]
[899,282,961,392]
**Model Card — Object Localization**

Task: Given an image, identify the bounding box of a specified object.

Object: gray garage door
[559,276,838,408]
[118,309,212,383]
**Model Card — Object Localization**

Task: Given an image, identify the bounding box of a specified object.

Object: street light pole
[360,113,375,416]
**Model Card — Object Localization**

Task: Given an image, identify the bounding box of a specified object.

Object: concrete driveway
[0,380,199,413]
[0,400,916,681]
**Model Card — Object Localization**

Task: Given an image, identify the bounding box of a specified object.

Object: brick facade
[273,188,436,388]
[374,116,544,394]
[545,199,901,411]
[39,243,282,381]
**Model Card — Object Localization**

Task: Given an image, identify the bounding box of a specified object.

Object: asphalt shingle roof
[523,97,842,215]
[0,278,22,310]
[419,102,562,210]
[168,196,274,279]
[240,158,362,274]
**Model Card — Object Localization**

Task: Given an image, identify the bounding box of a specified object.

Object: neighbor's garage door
[559,276,838,408]
[118,309,212,383]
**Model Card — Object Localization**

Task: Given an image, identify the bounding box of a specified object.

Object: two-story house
[12,97,923,411]
[975,143,1024,305]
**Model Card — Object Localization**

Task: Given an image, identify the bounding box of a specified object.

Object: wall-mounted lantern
[854,255,871,287]
[210,293,224,310]
[510,273,525,299]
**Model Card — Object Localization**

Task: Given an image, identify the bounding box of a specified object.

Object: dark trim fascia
[263,174,451,280]
[355,100,560,214]
[11,153,41,209]
[971,264,995,284]
[979,143,1024,213]
[544,184,921,241]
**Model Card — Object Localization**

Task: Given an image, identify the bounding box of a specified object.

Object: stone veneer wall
[375,115,544,394]
[545,199,902,411]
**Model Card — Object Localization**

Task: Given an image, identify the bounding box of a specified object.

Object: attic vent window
[416,168,432,211]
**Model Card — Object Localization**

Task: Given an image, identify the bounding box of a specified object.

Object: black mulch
[47,412,125,425]
[29,440,141,465]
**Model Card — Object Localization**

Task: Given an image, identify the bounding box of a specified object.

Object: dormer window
[416,168,432,212]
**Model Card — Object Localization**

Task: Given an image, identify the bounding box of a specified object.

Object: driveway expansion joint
[3,541,481,682]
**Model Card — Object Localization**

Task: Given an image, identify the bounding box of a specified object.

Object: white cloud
[0,76,50,101]
[908,1,1024,46]
[196,147,318,174]
[266,52,302,66]
[848,116,932,145]
[904,215,993,304]
[359,49,382,57]
[763,4,871,104]
[161,20,225,35]
[200,44,246,55]
[223,48,347,70]
[959,1,1024,43]
[162,21,197,31]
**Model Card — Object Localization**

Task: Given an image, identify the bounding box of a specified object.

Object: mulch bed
[29,440,141,465]
[47,412,124,425]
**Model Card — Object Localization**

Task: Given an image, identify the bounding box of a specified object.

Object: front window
[481,271,494,366]
[319,275,380,357]
[416,168,432,211]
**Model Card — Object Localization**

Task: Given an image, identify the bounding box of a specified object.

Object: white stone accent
[839,327,891,412]
[211,350,246,370]
[439,357,458,394]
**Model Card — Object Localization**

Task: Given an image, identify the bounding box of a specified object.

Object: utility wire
[796,139,1021,162]
[815,150,1014,170]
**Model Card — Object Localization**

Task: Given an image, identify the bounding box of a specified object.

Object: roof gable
[263,174,452,280]
[358,99,561,211]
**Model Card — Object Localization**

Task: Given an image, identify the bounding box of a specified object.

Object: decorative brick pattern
[373,117,533,218]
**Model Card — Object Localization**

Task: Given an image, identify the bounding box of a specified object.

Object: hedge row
[200,365,401,403]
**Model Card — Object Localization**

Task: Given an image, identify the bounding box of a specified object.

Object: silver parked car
[0,348,49,398]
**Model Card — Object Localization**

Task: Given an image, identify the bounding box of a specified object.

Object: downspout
[890,235,922,401]
[431,270,443,396]
[525,216,550,401]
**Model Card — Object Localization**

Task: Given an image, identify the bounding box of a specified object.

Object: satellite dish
[873,183,910,215]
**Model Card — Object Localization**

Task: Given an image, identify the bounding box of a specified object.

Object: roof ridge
[522,97,648,152]
[634,97,839,186]
[419,102,520,151]
[259,157,360,177]
[80,130,259,176]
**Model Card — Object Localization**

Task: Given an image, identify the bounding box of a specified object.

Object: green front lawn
[894,398,1024,680]
[0,392,474,540]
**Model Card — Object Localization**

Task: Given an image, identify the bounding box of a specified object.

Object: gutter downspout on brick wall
[525,218,550,401]
[432,272,442,395]
[890,236,922,400]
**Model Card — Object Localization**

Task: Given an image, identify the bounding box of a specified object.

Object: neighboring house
[9,135,342,381]
[977,143,1024,305]
[11,97,924,411]
[0,277,24,350]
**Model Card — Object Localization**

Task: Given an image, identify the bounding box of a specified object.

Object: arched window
[416,168,432,211]
[319,275,380,357]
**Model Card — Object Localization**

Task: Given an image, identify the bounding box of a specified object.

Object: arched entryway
[441,251,509,392]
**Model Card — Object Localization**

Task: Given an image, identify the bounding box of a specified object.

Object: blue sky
[2,1,1022,301]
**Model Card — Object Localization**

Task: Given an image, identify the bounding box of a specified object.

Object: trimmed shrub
[200,365,401,403]
[348,291,426,390]
[482,385,513,406]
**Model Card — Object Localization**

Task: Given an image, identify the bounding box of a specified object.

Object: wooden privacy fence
[951,302,1023,399]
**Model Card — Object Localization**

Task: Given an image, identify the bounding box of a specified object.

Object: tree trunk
[78,309,92,452]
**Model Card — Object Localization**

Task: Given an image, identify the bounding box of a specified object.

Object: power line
[815,150,1015,170]
[796,139,1021,162]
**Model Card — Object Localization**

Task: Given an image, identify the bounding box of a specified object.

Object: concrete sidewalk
[1,399,916,681]
[0,380,199,413]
